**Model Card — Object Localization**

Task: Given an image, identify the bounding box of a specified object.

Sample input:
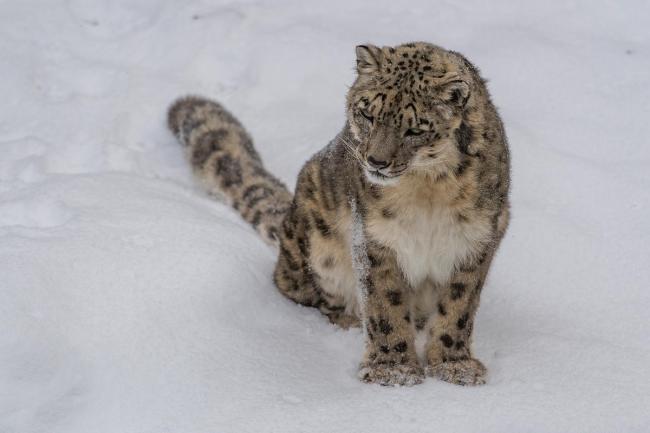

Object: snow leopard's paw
[427,358,487,386]
[326,311,360,329]
[358,362,424,386]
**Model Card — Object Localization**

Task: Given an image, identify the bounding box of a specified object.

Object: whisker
[339,136,365,167]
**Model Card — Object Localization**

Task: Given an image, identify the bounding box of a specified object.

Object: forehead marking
[404,103,418,127]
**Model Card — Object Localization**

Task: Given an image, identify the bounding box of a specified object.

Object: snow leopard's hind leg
[168,96,291,247]
[273,196,360,329]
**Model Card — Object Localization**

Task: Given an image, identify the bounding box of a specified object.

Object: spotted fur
[168,96,291,246]
[168,42,510,387]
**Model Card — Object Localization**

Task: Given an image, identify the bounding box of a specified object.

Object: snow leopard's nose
[367,155,390,170]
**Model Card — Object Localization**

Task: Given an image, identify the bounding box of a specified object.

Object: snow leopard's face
[346,42,474,185]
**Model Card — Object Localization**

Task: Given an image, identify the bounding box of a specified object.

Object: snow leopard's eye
[360,109,374,124]
[404,128,424,137]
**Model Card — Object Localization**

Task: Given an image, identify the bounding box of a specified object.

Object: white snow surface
[2,1,650,432]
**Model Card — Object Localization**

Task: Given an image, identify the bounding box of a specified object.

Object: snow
[2,0,649,432]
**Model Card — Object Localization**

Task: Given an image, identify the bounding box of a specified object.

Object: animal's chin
[364,169,401,186]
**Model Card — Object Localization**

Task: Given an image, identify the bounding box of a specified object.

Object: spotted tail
[167,96,292,247]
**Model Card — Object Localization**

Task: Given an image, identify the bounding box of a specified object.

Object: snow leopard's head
[346,42,482,185]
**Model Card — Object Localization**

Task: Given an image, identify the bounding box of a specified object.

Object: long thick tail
[167,96,292,247]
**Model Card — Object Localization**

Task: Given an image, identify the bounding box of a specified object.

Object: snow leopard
[168,42,510,386]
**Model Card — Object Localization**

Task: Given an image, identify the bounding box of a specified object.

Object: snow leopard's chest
[366,204,492,287]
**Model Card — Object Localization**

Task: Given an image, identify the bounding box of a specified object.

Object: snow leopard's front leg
[425,248,496,386]
[356,240,424,386]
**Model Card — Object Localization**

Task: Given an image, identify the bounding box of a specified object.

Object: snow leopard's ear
[440,80,471,109]
[355,44,382,75]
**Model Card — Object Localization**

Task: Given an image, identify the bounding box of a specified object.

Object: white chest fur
[367,200,492,287]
